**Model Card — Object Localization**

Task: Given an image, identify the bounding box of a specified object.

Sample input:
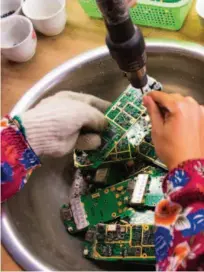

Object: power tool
[96,0,148,93]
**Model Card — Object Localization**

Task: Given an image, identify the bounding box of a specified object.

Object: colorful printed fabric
[1,116,41,202]
[155,159,204,271]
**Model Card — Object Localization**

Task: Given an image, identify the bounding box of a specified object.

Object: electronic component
[82,164,129,186]
[144,174,164,207]
[94,168,109,183]
[61,178,136,233]
[126,115,150,146]
[82,167,110,184]
[85,229,96,242]
[74,150,91,168]
[74,76,162,169]
[60,205,73,222]
[130,174,149,205]
[69,169,90,199]
[129,210,155,225]
[61,199,89,233]
[84,223,155,262]
[124,156,150,177]
[141,166,166,207]
[130,166,166,207]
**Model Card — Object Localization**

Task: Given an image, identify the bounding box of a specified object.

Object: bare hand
[143,91,204,170]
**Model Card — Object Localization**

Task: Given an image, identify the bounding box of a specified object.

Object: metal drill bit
[140,88,144,94]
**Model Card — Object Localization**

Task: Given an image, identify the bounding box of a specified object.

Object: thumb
[79,103,108,132]
[76,133,101,150]
[143,96,163,129]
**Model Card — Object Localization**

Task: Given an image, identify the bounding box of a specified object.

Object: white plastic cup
[1,0,22,19]
[196,0,204,27]
[22,0,67,36]
[1,15,37,62]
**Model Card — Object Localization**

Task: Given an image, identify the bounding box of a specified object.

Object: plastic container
[22,0,66,36]
[0,0,22,19]
[78,0,193,31]
[196,0,204,27]
[1,15,37,62]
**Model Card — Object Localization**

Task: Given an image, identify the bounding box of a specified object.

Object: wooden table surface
[1,0,203,271]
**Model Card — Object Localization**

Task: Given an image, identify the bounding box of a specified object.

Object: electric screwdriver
[96,0,148,93]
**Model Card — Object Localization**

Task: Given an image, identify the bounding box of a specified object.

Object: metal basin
[2,40,204,271]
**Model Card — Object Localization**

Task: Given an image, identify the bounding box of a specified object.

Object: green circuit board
[83,223,155,262]
[74,76,163,170]
[73,135,139,169]
[61,177,136,233]
[61,165,166,233]
[143,167,166,207]
[84,85,148,168]
[138,133,166,169]
[74,133,167,171]
[81,155,151,186]
[128,210,155,225]
[74,74,163,169]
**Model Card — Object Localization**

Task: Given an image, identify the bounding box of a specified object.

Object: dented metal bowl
[2,40,204,271]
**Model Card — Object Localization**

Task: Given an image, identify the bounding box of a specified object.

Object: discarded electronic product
[75,76,162,169]
[61,177,136,233]
[84,223,155,262]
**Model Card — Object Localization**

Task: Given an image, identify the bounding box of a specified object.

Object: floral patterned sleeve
[1,116,41,202]
[155,159,204,271]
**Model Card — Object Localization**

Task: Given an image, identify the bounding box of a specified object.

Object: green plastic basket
[78,0,193,30]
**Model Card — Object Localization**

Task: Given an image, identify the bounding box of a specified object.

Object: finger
[170,93,184,101]
[76,133,101,150]
[147,91,183,114]
[201,105,204,127]
[54,91,85,101]
[87,95,111,113]
[81,103,108,132]
[55,91,111,113]
[185,96,198,105]
[143,96,163,129]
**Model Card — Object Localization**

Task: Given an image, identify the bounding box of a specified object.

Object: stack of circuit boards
[60,76,167,264]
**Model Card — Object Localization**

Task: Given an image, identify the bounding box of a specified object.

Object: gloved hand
[19,91,111,157]
[143,91,204,170]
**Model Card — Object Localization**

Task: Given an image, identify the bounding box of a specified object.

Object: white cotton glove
[19,91,111,157]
